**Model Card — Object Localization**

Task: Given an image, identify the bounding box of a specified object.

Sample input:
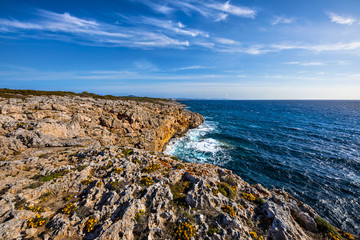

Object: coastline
[0,90,358,240]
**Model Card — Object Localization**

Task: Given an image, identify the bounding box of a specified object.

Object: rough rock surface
[0,92,357,240]
[0,94,203,155]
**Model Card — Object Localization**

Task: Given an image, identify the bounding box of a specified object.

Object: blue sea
[165,100,360,234]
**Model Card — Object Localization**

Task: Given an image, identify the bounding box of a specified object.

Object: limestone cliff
[0,90,357,240]
[0,92,203,155]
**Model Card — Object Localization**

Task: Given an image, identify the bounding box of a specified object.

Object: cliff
[0,90,203,155]
[0,90,357,240]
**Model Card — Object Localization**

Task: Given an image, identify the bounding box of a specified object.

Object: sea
[165,100,360,234]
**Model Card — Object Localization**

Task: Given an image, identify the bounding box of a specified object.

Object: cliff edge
[0,90,357,240]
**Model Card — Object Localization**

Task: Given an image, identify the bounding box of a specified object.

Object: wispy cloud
[206,1,256,19]
[215,37,239,45]
[0,66,246,82]
[326,12,355,25]
[284,61,325,66]
[139,0,174,14]
[0,9,190,48]
[133,16,209,37]
[215,44,270,55]
[134,59,158,71]
[332,60,351,65]
[284,60,351,66]
[138,0,256,21]
[272,16,296,25]
[2,9,360,55]
[214,40,360,55]
[215,13,228,22]
[271,41,360,52]
[175,65,209,71]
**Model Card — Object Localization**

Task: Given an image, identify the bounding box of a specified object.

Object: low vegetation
[84,216,97,233]
[221,205,236,217]
[32,169,68,182]
[140,176,154,187]
[142,163,161,173]
[27,214,47,228]
[0,88,171,104]
[174,221,196,240]
[315,217,341,240]
[170,179,192,207]
[217,182,236,199]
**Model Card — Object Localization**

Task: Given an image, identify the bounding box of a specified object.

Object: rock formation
[0,90,357,240]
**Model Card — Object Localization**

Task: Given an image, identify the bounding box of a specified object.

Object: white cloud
[0,9,192,48]
[134,60,158,71]
[272,16,296,25]
[206,1,256,19]
[216,44,270,55]
[333,60,351,65]
[326,12,355,25]
[176,65,209,71]
[215,37,239,45]
[284,61,326,66]
[138,17,208,37]
[284,60,351,66]
[271,41,360,52]
[215,13,228,22]
[140,0,174,14]
[214,40,360,55]
[139,0,256,21]
[177,22,185,28]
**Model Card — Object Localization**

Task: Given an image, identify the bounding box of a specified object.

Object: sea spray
[165,119,233,166]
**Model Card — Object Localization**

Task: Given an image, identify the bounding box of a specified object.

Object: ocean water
[165,100,360,234]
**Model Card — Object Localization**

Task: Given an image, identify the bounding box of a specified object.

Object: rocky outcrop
[0,91,357,240]
[0,94,203,155]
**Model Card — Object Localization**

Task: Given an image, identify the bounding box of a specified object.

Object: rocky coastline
[0,89,357,240]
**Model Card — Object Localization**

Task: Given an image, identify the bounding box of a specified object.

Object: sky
[0,0,360,99]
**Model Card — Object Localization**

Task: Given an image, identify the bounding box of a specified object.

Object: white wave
[164,120,232,166]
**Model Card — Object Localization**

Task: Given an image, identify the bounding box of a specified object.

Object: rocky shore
[0,90,357,240]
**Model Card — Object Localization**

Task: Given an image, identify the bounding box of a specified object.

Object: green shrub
[26,182,44,189]
[132,158,141,164]
[218,182,236,199]
[32,169,68,182]
[122,149,133,157]
[207,226,220,236]
[224,176,237,186]
[315,216,340,238]
[255,197,266,204]
[175,163,184,170]
[101,161,113,171]
[171,156,179,161]
[76,165,87,171]
[170,179,191,207]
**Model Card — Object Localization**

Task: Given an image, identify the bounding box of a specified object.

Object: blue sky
[0,0,359,99]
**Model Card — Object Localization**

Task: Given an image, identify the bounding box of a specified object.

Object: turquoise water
[165,100,360,234]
